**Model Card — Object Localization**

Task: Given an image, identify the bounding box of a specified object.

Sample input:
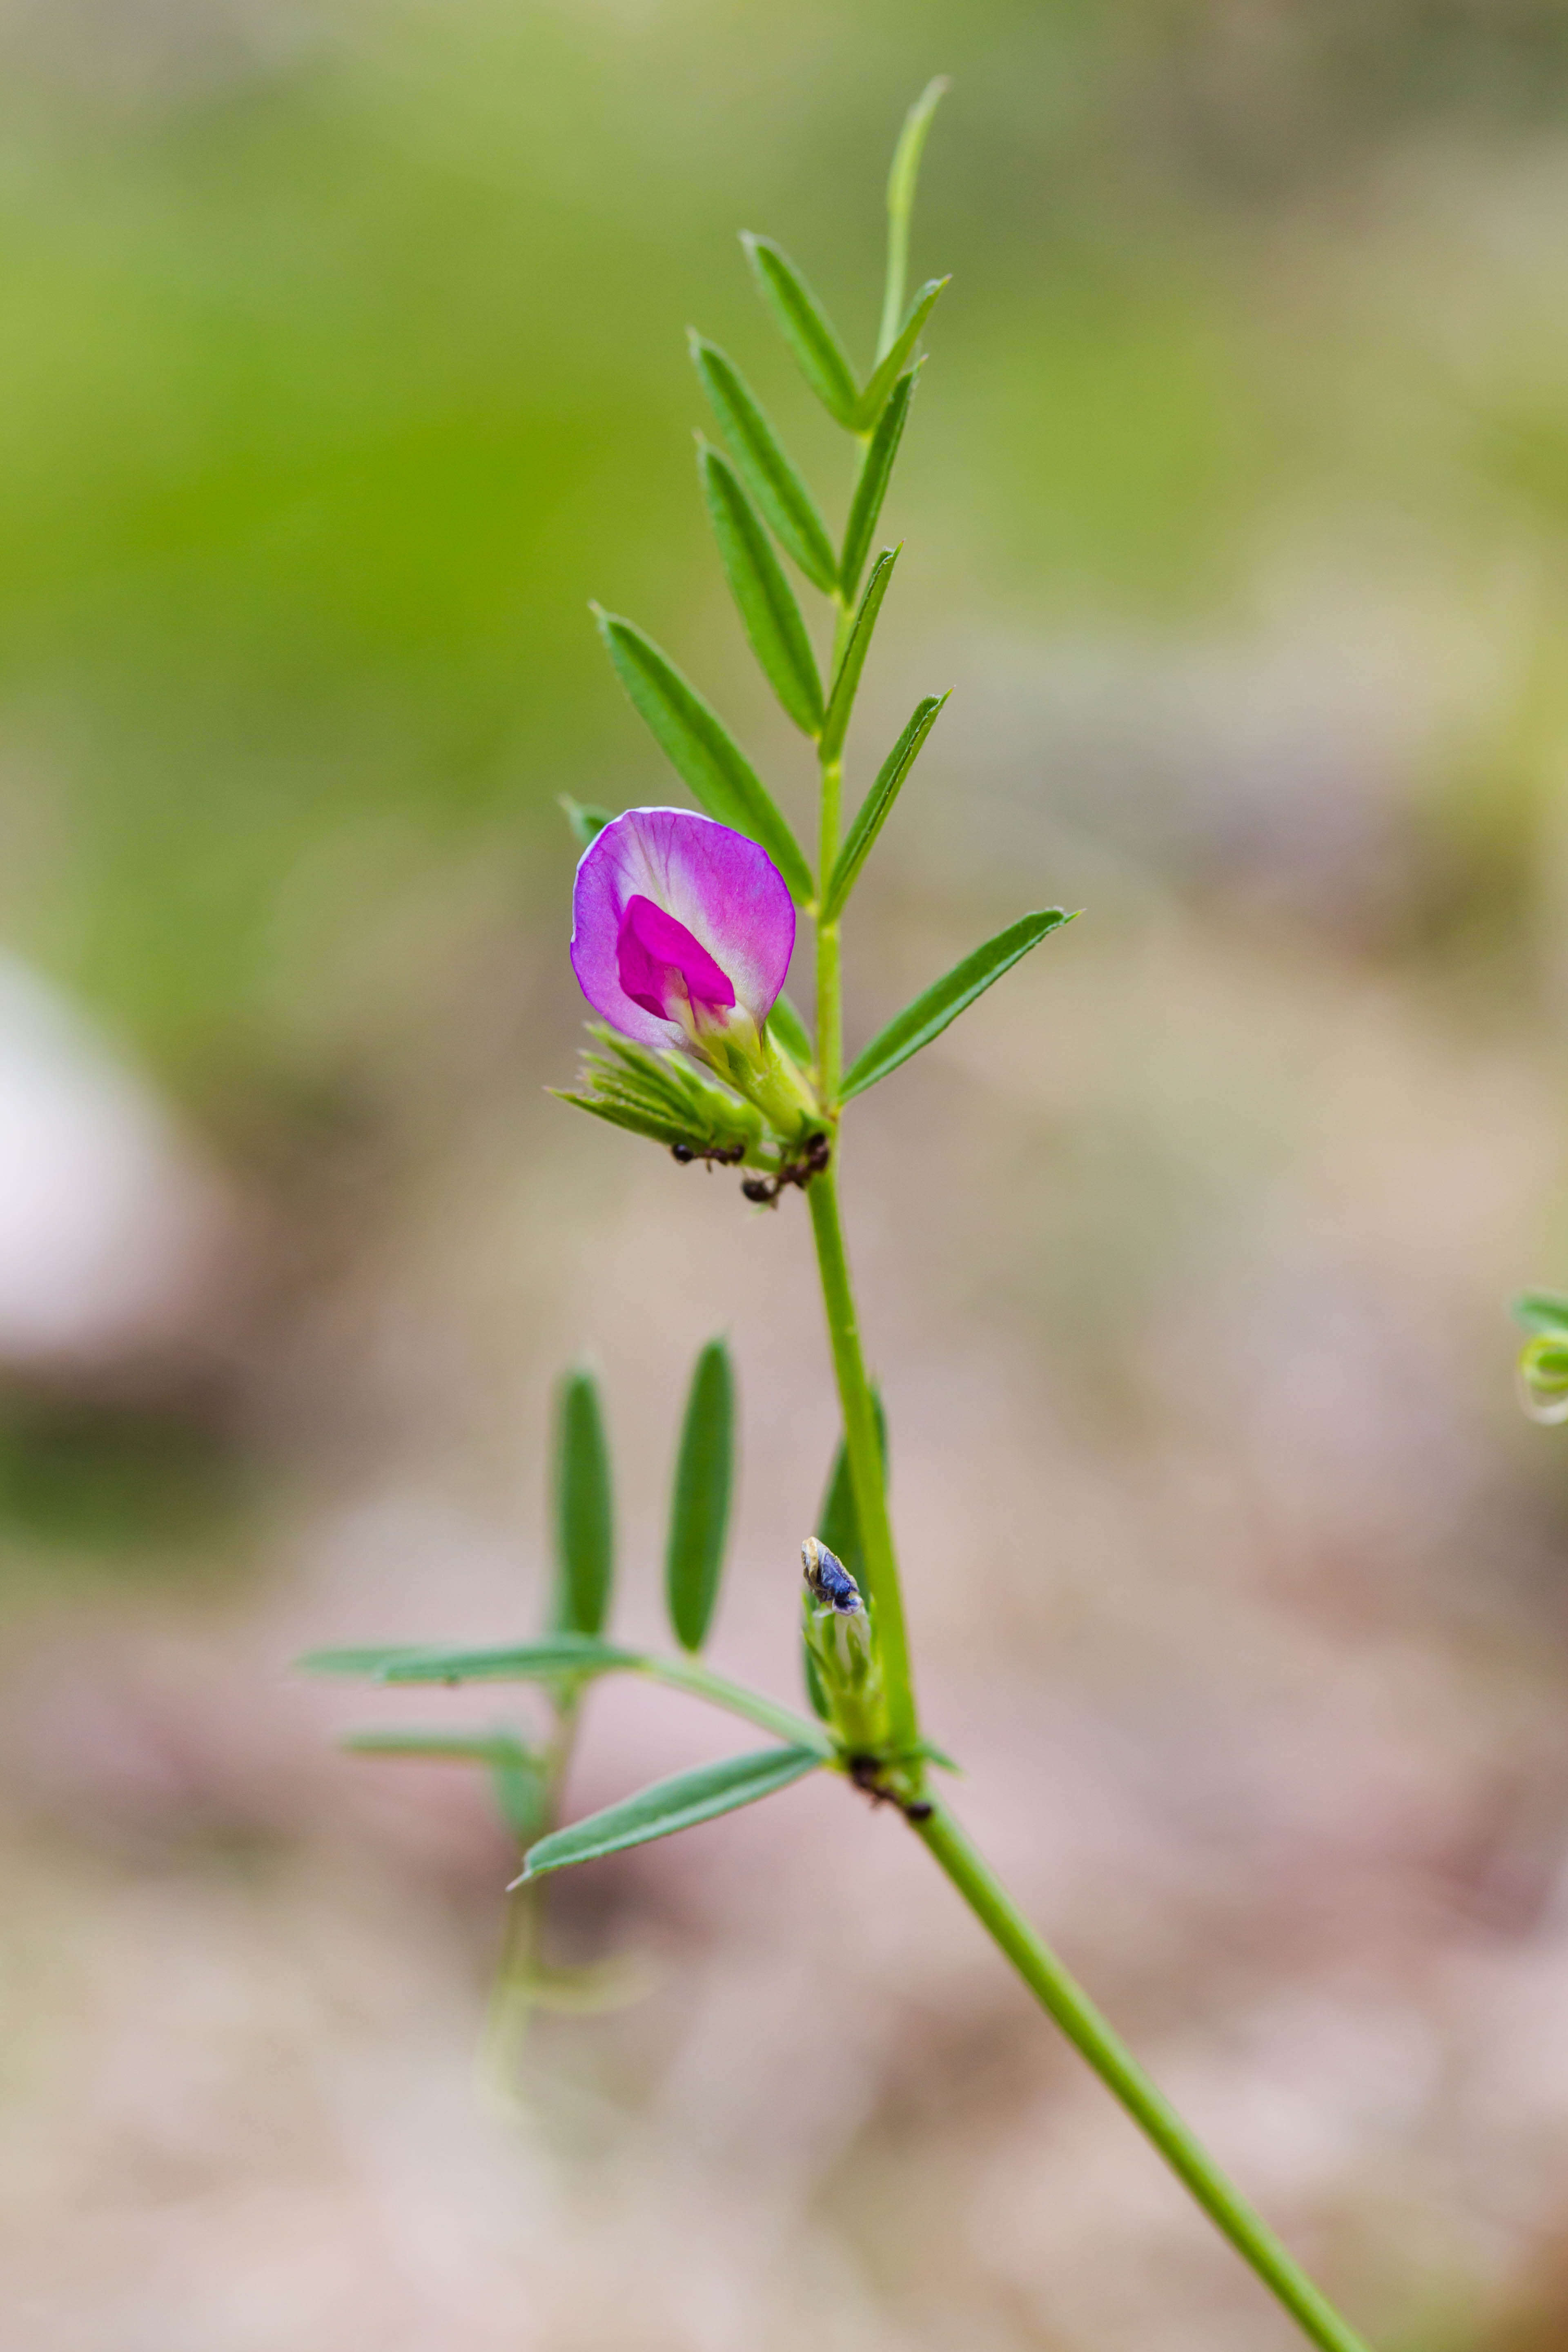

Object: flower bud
[801,1537,887,1751]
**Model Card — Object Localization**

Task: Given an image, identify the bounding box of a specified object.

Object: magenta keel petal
[570,807,795,1049]
[617,895,737,1027]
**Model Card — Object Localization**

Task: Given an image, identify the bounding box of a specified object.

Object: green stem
[807,1165,918,1757]
[817,763,843,1105]
[806,1164,1363,2346]
[913,1799,1375,2352]
[811,677,918,1755]
[828,587,859,681]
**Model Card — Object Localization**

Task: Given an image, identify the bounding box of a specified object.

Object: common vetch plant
[309,84,1376,2352]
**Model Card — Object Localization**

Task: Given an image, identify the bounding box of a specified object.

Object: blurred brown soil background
[6,3,1568,2346]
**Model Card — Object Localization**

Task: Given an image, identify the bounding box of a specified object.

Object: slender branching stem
[912,1800,1374,2352]
[808,492,1365,2333]
[802,1113,1369,2341]
[803,1085,1372,2346]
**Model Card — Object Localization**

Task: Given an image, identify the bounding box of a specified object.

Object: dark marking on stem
[741,1130,832,1206]
[846,1751,931,1821]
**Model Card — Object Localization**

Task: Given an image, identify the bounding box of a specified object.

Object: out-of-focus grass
[0,1392,244,1562]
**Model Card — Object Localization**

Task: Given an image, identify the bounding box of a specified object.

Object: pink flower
[570,808,796,1056]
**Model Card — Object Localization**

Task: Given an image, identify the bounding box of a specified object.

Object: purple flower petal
[616,895,737,1030]
[571,808,796,1051]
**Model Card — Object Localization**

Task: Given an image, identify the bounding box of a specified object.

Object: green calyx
[802,1586,889,1757]
[553,1025,766,1164]
[718,1022,825,1145]
[556,1022,829,1184]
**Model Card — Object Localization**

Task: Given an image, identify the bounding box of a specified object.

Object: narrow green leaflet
[767,990,813,1070]
[555,1090,701,1153]
[341,1729,540,1765]
[298,1645,428,1678]
[855,278,948,432]
[594,608,813,904]
[840,368,918,600]
[553,1369,615,1635]
[821,547,899,765]
[665,1337,736,1652]
[1514,1290,1568,1336]
[825,692,949,920]
[689,334,838,592]
[299,1633,636,1683]
[380,1637,644,1684]
[842,910,1076,1101]
[699,444,824,737]
[878,76,949,361]
[520,1746,822,1880]
[741,235,860,429]
[560,795,613,848]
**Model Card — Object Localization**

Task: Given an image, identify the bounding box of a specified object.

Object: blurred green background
[10,3,1568,2347]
